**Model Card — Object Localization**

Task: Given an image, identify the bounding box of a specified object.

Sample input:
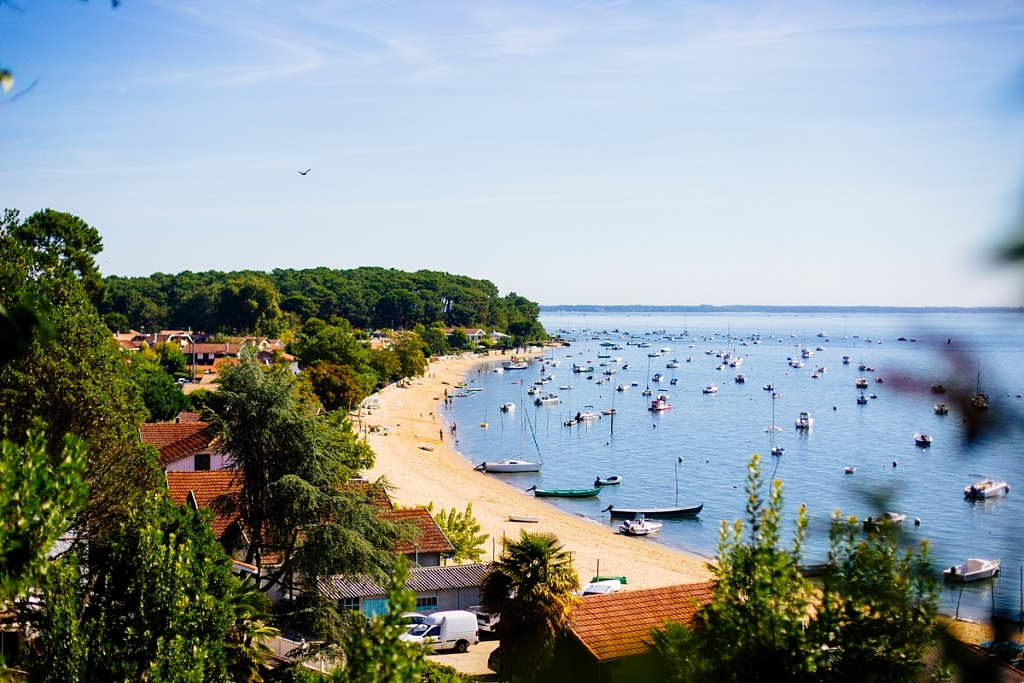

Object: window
[415,595,438,611]
[194,453,211,471]
[339,597,359,612]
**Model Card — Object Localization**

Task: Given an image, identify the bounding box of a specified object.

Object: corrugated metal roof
[320,563,489,600]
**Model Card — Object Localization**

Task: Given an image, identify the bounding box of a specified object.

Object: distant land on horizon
[542,305,1024,314]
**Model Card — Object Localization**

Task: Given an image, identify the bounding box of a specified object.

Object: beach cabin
[537,582,714,683]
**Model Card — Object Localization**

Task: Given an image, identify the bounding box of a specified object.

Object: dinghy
[863,512,906,532]
[594,475,621,486]
[478,459,542,473]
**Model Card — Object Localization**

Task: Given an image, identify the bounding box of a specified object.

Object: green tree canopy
[428,502,489,564]
[206,350,406,595]
[0,221,158,542]
[10,208,108,304]
[26,493,238,682]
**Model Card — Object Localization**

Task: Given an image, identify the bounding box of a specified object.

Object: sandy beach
[362,353,712,590]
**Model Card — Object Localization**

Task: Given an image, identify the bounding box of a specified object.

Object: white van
[400,610,479,653]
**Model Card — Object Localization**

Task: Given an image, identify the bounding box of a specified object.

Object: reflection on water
[449,312,1024,622]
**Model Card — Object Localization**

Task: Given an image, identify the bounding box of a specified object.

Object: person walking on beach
[451,423,457,436]
[439,429,444,442]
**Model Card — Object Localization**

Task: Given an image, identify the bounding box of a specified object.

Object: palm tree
[224,576,281,683]
[480,530,580,682]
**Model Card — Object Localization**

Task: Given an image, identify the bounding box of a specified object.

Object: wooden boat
[528,486,600,498]
[594,476,621,486]
[964,479,1009,499]
[944,558,1000,582]
[863,512,906,532]
[601,503,703,520]
[618,514,663,536]
[479,459,543,473]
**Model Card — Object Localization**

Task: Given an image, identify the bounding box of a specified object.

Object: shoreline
[361,352,713,590]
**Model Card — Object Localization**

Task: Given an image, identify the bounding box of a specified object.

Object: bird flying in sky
[299,168,311,175]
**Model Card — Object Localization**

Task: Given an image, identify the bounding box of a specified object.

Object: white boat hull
[944,558,1000,582]
[483,460,542,473]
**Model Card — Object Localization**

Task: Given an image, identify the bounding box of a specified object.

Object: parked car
[468,606,500,634]
[400,610,479,653]
[401,612,428,632]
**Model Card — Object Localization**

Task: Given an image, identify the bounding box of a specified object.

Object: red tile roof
[140,422,209,448]
[187,343,242,356]
[382,508,454,555]
[176,412,203,423]
[166,470,242,538]
[569,582,715,661]
[156,427,218,468]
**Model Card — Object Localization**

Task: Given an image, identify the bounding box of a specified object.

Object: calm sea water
[448,312,1024,622]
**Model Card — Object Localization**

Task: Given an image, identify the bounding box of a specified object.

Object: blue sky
[3,0,1024,306]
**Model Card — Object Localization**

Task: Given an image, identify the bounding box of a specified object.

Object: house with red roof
[139,413,228,471]
[537,582,715,683]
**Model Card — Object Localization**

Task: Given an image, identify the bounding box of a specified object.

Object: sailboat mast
[519,381,525,457]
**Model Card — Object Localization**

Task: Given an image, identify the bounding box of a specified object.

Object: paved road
[426,638,499,678]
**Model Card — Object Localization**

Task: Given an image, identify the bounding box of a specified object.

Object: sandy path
[361,353,712,590]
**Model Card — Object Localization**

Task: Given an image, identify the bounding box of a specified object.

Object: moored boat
[735,374,746,383]
[702,383,718,394]
[479,459,543,473]
[845,467,856,474]
[576,406,601,421]
[500,402,516,413]
[771,446,785,456]
[855,378,869,388]
[863,512,906,531]
[857,393,868,404]
[528,486,600,498]
[964,479,1009,499]
[594,475,621,486]
[534,393,560,406]
[649,391,671,412]
[618,513,663,536]
[934,403,948,415]
[914,432,933,446]
[503,361,529,370]
[795,412,814,429]
[944,558,1000,582]
[602,503,703,519]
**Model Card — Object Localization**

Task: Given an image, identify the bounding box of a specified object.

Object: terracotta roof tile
[156,427,218,468]
[187,343,241,355]
[175,412,203,423]
[166,470,242,538]
[569,582,715,661]
[382,508,454,555]
[140,422,210,448]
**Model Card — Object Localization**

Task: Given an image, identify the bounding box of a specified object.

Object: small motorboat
[563,418,577,427]
[649,390,671,412]
[855,378,869,388]
[480,459,543,473]
[616,384,629,392]
[858,363,868,371]
[771,446,785,456]
[964,479,1010,499]
[875,376,884,384]
[810,372,819,379]
[601,408,617,415]
[576,406,601,421]
[795,412,814,429]
[763,384,773,391]
[528,486,600,498]
[845,467,856,474]
[501,402,516,413]
[863,512,907,532]
[934,403,948,415]
[594,475,621,486]
[857,393,868,404]
[666,360,680,369]
[944,558,1000,582]
[652,373,664,382]
[702,383,718,394]
[735,374,746,383]
[602,503,703,519]
[534,393,560,406]
[914,433,933,446]
[842,356,850,364]
[631,381,639,386]
[618,513,663,536]
[559,385,573,390]
[670,378,679,385]
[527,386,540,396]
[869,393,878,399]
